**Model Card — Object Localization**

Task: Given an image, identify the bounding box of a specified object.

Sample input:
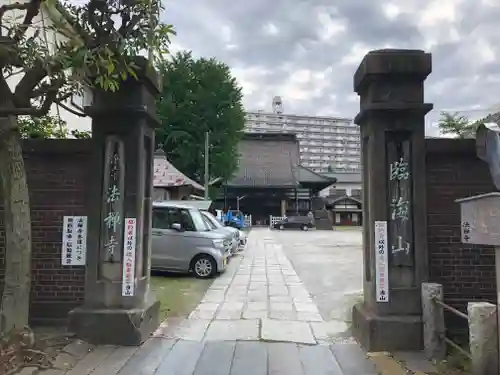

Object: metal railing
[269,215,286,228]
[432,295,472,359]
[244,215,252,228]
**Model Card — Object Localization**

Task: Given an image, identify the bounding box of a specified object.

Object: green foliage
[70,129,91,139]
[54,0,176,93]
[156,51,245,183]
[438,112,481,139]
[18,114,92,139]
[0,0,176,118]
[18,115,68,139]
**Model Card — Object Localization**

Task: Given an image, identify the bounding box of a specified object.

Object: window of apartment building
[330,188,347,196]
[352,189,362,197]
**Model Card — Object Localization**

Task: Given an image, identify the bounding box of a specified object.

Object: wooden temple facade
[216,133,335,225]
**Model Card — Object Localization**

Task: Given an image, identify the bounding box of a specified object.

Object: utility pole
[204,131,209,200]
[236,195,246,211]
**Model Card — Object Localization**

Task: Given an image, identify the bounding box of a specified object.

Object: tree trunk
[0,115,31,335]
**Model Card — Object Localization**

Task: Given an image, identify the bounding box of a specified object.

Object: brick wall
[0,140,92,325]
[426,138,497,335]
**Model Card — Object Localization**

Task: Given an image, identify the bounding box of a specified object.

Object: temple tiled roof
[227,133,337,188]
[153,149,204,191]
[293,165,335,184]
[227,133,299,187]
[322,171,362,183]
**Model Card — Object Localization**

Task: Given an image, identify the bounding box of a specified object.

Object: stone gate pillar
[68,57,160,345]
[352,49,433,351]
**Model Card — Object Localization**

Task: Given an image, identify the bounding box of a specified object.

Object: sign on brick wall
[457,192,500,246]
[61,216,88,266]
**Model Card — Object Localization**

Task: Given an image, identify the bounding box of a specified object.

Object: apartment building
[244,97,361,173]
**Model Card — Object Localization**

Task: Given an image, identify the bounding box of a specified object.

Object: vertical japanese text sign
[61,216,88,266]
[101,136,125,265]
[122,218,137,297]
[387,132,414,266]
[375,221,389,302]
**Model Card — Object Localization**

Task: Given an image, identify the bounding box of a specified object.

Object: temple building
[217,133,335,225]
[153,147,205,201]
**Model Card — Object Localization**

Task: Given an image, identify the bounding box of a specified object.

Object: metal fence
[422,282,498,375]
[244,215,252,228]
[269,215,286,228]
[432,295,472,359]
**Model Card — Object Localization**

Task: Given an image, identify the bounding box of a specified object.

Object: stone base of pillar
[352,302,423,351]
[68,294,160,346]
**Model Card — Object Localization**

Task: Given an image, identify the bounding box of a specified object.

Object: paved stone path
[154,229,351,344]
[36,229,381,375]
[36,338,378,375]
[272,228,364,323]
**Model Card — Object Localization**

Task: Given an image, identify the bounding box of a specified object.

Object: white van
[151,202,231,278]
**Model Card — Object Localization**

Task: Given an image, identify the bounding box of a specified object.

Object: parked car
[151,202,232,278]
[273,215,315,231]
[200,210,240,255]
[223,210,247,229]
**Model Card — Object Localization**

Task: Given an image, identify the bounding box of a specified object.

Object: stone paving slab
[37,337,386,375]
[151,230,355,345]
[33,229,439,375]
[261,319,316,344]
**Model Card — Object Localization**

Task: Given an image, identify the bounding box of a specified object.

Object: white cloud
[316,12,346,41]
[382,4,401,20]
[162,0,500,133]
[263,23,279,35]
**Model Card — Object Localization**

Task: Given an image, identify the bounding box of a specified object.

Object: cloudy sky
[161,0,500,136]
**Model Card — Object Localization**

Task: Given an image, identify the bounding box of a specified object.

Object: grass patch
[435,349,472,375]
[150,273,213,321]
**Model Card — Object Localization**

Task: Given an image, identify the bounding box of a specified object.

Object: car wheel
[301,225,309,231]
[192,255,217,279]
[280,224,285,230]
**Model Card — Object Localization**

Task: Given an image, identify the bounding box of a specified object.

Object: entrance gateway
[351,49,433,351]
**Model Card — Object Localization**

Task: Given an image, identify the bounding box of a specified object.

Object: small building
[319,171,362,197]
[325,195,362,226]
[218,133,334,225]
[153,147,205,200]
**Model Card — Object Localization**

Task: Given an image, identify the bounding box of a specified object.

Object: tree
[156,51,245,184]
[438,111,481,139]
[18,114,91,139]
[18,114,67,138]
[0,0,174,344]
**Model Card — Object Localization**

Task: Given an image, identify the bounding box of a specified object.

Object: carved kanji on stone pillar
[68,57,160,345]
[352,49,433,351]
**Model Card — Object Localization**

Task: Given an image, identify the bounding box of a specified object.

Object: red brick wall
[0,140,92,325]
[426,138,497,334]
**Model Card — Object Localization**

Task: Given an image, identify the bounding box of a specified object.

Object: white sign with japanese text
[122,218,137,297]
[374,221,389,302]
[61,216,87,266]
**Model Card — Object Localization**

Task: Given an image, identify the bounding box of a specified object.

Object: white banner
[374,221,389,302]
[61,216,87,266]
[122,218,137,297]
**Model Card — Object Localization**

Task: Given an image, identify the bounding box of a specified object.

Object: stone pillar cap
[354,49,432,93]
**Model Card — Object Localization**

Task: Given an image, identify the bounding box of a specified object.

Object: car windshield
[189,208,211,231]
[201,211,223,229]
